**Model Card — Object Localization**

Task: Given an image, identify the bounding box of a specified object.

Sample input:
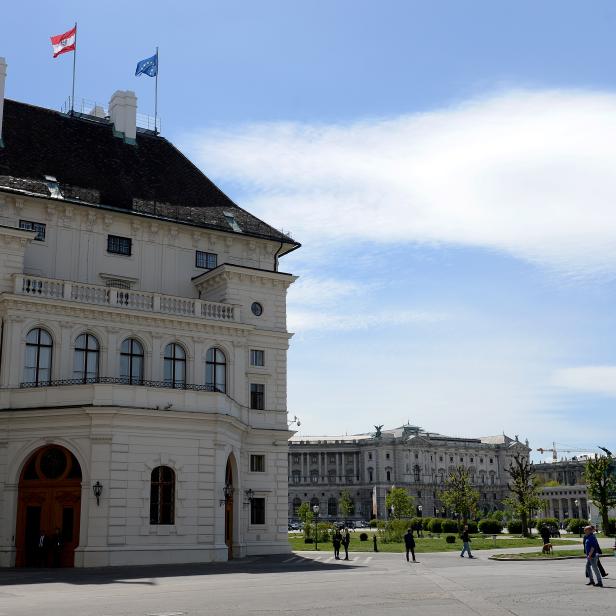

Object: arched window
[150,466,175,525]
[386,470,391,482]
[206,347,226,392]
[24,328,53,385]
[120,338,144,384]
[292,497,302,515]
[73,333,99,382]
[328,497,337,516]
[310,497,320,510]
[164,343,186,388]
[413,465,421,483]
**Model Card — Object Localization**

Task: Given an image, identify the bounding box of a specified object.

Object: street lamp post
[418,505,423,537]
[313,504,320,551]
[574,500,581,537]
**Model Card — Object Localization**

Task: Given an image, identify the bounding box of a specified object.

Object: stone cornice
[192,264,298,291]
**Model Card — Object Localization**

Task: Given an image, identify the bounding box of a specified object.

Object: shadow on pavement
[0,554,359,587]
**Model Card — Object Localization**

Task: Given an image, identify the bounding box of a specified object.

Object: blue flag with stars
[135,53,158,77]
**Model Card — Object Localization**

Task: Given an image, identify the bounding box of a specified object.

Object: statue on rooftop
[373,425,384,438]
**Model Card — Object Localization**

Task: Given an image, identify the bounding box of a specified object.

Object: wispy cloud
[288,308,445,332]
[552,365,616,396]
[189,89,616,278]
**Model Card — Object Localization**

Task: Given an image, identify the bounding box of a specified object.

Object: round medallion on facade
[251,302,263,316]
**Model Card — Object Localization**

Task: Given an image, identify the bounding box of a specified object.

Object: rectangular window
[250,454,265,472]
[250,349,265,367]
[195,250,218,269]
[250,497,265,524]
[19,220,46,241]
[250,383,265,410]
[107,235,132,256]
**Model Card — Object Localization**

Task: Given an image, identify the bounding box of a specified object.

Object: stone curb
[489,555,584,561]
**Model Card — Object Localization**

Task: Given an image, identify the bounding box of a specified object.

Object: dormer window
[223,211,242,232]
[44,175,63,199]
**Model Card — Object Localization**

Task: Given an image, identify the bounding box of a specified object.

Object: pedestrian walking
[404,527,416,563]
[460,525,474,559]
[342,528,351,560]
[333,528,342,560]
[583,525,603,587]
[539,524,551,545]
[591,526,608,578]
[373,534,378,552]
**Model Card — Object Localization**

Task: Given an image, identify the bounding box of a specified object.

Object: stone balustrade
[12,273,239,322]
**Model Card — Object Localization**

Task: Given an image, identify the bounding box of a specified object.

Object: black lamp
[93,481,103,506]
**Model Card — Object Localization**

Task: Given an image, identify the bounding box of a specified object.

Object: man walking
[584,525,603,587]
[460,525,474,559]
[404,527,416,563]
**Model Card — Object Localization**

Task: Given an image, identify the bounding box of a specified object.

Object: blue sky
[3,1,616,455]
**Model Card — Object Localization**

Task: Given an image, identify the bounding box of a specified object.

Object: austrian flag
[50,26,76,58]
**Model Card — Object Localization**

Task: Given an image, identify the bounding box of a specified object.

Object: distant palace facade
[288,425,530,520]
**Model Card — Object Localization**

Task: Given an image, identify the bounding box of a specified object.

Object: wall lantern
[244,488,255,505]
[93,481,103,506]
[219,483,234,506]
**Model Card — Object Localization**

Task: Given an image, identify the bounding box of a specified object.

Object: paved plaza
[0,546,614,616]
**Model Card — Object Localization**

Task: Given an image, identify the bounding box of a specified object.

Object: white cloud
[287,276,366,307]
[552,365,616,396]
[288,308,444,332]
[189,89,616,277]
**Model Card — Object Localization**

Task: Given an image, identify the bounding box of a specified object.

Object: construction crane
[535,442,597,462]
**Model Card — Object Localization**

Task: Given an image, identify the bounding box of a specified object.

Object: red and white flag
[50,26,76,58]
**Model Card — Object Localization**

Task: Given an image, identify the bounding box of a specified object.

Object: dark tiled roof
[0,99,299,248]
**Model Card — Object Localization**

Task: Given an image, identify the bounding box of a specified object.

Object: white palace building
[0,57,300,567]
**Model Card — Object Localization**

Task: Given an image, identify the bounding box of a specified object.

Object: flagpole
[154,46,159,134]
[71,22,77,114]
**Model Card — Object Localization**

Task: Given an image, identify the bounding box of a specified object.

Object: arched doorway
[224,457,234,560]
[15,445,82,567]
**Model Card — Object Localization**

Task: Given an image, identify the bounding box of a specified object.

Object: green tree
[385,487,414,519]
[584,453,616,536]
[439,466,479,523]
[339,489,354,518]
[503,453,545,537]
[297,502,314,539]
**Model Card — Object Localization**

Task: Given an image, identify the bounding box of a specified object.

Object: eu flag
[135,53,158,77]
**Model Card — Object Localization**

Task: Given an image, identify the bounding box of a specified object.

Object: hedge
[442,520,459,533]
[445,535,456,543]
[478,518,503,534]
[506,520,523,534]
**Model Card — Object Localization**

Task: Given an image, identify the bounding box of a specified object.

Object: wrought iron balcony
[19,376,223,392]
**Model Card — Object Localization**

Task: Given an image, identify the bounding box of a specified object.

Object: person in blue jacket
[583,525,603,587]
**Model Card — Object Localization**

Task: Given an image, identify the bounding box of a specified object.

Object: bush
[607,518,616,536]
[369,519,378,528]
[478,519,503,534]
[442,519,458,533]
[465,520,478,534]
[428,518,444,534]
[506,520,523,534]
[359,532,369,541]
[567,518,586,534]
[420,516,433,530]
[304,537,314,543]
[410,517,424,531]
[445,534,456,544]
[540,517,559,528]
[377,519,411,543]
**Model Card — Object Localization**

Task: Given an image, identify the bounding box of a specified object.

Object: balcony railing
[13,274,238,322]
[19,377,223,392]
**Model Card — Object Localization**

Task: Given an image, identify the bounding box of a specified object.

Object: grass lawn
[491,549,584,560]
[288,533,580,553]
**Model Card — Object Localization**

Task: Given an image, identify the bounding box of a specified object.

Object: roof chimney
[109,90,137,144]
[0,57,7,148]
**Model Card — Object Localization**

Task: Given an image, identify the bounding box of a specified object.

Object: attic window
[44,175,63,199]
[223,211,242,232]
[104,278,131,289]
